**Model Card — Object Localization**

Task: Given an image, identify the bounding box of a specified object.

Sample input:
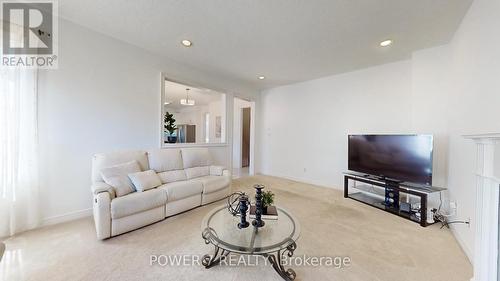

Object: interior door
[186,125,196,143]
[241,107,251,167]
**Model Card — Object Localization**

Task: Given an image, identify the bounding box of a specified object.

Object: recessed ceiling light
[380,39,393,47]
[258,76,265,80]
[181,39,192,47]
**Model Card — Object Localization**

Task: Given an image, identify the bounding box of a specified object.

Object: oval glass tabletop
[201,205,300,255]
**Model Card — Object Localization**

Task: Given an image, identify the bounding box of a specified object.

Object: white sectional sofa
[91,147,231,239]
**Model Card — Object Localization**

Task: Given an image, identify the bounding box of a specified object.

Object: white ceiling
[164,80,223,110]
[59,0,472,90]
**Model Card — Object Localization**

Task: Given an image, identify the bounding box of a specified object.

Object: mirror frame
[159,73,228,148]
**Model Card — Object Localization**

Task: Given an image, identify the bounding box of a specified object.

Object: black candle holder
[237,194,250,229]
[252,184,265,227]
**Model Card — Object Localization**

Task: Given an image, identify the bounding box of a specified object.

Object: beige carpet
[0,175,472,281]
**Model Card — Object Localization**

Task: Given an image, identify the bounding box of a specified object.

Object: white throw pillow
[100,160,141,197]
[209,165,225,176]
[128,170,162,192]
[185,166,210,179]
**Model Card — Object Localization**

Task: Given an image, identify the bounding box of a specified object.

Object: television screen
[348,135,433,185]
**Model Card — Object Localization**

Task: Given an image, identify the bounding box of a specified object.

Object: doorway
[241,107,251,168]
[233,97,254,178]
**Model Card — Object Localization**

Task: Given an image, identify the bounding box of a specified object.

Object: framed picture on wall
[215,116,222,138]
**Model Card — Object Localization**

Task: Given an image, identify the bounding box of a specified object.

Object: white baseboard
[258,171,342,191]
[450,225,474,264]
[42,208,93,227]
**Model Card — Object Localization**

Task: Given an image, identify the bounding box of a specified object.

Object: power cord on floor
[439,220,470,229]
[432,206,470,229]
[432,192,470,228]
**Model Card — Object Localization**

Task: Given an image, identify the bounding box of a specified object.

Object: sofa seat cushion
[111,189,166,219]
[196,175,231,194]
[158,181,203,202]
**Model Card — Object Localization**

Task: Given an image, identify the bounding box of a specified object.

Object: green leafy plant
[262,191,275,208]
[164,111,177,135]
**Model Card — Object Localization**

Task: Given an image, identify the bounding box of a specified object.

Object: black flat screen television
[348,134,433,186]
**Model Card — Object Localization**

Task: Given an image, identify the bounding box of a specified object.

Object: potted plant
[164,111,177,143]
[262,190,275,214]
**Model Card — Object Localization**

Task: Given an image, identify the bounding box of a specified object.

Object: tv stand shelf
[343,173,445,227]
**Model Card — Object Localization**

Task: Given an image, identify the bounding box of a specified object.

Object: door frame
[232,97,255,176]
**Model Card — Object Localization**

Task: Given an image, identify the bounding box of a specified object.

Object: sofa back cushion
[100,160,142,197]
[185,166,210,179]
[158,169,187,184]
[92,150,149,183]
[147,149,183,172]
[181,148,212,169]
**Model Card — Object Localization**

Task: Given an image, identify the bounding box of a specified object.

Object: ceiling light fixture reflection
[180,88,195,106]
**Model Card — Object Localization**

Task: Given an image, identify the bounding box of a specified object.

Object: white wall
[258,0,500,263]
[410,45,451,189]
[410,0,500,261]
[259,60,414,187]
[443,0,500,260]
[37,19,258,224]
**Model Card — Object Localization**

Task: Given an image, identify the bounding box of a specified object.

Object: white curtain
[0,23,40,237]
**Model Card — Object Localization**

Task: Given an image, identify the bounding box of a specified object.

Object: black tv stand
[343,172,445,227]
[384,178,401,185]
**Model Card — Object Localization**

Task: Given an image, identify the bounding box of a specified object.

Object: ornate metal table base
[202,245,230,269]
[201,204,300,281]
[202,231,298,280]
[265,241,297,281]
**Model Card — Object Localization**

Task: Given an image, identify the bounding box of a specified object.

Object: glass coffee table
[201,205,301,281]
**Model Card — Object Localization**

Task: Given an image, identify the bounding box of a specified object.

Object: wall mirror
[161,78,226,145]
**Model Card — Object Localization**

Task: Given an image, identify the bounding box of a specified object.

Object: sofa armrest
[0,242,5,262]
[93,191,111,240]
[210,165,226,176]
[91,182,115,199]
